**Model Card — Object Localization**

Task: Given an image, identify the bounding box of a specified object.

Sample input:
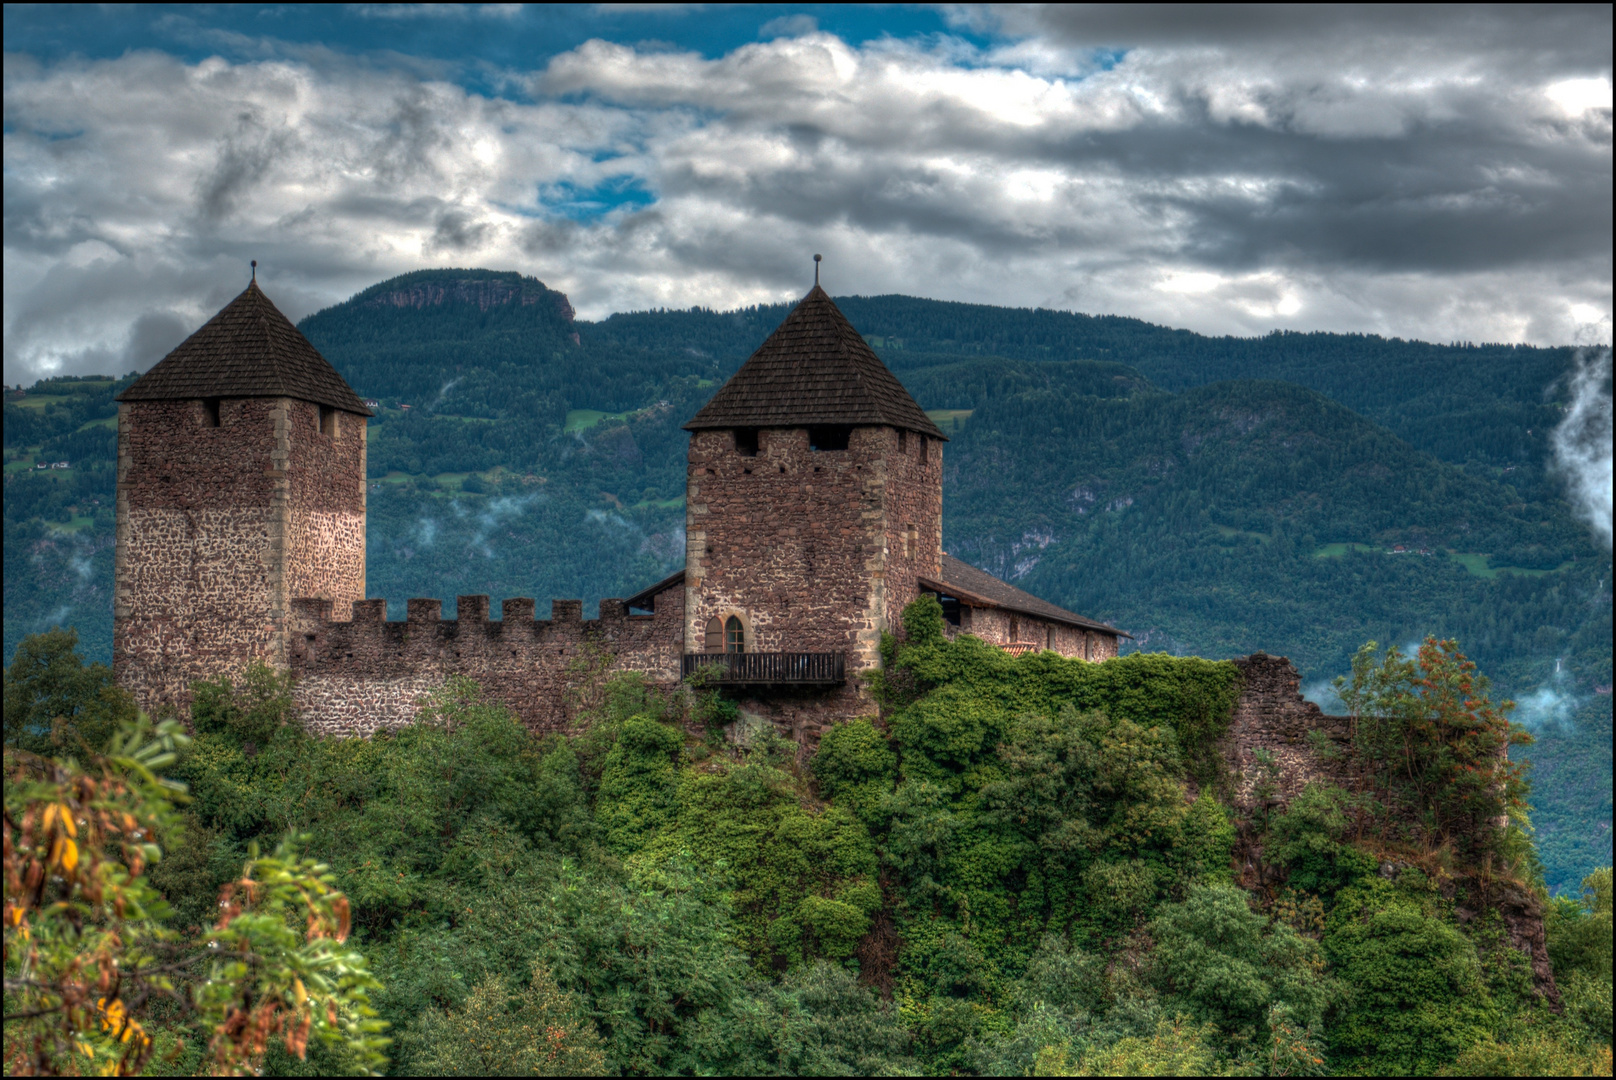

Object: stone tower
[680,285,946,713]
[114,278,371,715]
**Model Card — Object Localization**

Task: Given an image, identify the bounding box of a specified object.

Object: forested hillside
[3,269,1609,891]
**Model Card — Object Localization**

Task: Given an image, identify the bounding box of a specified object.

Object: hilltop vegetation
[5,616,1611,1075]
[3,269,1609,891]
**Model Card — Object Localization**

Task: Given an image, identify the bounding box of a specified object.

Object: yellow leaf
[59,803,78,837]
[60,837,80,872]
[293,978,308,1007]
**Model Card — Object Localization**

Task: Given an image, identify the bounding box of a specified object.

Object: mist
[1553,347,1614,548]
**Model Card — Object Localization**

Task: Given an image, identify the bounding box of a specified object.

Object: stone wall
[875,427,945,633]
[288,585,685,737]
[1223,653,1353,811]
[955,607,1120,660]
[683,424,942,724]
[114,396,367,715]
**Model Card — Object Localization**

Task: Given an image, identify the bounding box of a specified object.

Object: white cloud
[3,13,1611,384]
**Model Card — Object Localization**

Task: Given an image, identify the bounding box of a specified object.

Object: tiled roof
[623,569,685,611]
[684,285,944,438]
[118,281,370,414]
[922,554,1130,637]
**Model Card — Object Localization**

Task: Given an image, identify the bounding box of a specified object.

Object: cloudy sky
[4,3,1611,385]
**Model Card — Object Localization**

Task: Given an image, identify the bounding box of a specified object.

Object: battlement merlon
[290,595,655,634]
[286,591,686,690]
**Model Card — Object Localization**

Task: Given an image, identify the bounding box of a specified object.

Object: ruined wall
[952,606,1120,660]
[1223,653,1353,811]
[289,587,685,737]
[114,396,366,715]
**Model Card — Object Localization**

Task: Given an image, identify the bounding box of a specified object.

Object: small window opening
[809,425,851,451]
[704,617,724,652]
[319,405,338,437]
[725,615,746,654]
[1010,616,1021,641]
[903,524,916,558]
[897,430,907,453]
[920,437,929,462]
[202,398,221,427]
[938,594,962,627]
[734,428,759,456]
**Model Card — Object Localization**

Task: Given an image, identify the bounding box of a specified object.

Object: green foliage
[1149,884,1336,1038]
[3,713,387,1075]
[902,592,946,646]
[1441,1032,1613,1077]
[717,961,917,1076]
[1547,868,1614,984]
[408,963,607,1076]
[594,715,684,854]
[1068,1016,1222,1076]
[1268,785,1377,896]
[190,660,297,747]
[5,612,1601,1075]
[1547,867,1614,1046]
[1336,638,1535,854]
[812,717,899,825]
[1323,879,1494,1075]
[3,626,135,755]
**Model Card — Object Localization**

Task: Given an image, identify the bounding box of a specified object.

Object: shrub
[409,963,607,1076]
[1324,880,1493,1074]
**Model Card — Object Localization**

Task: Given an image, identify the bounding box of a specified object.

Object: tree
[409,963,606,1076]
[3,627,136,756]
[1335,638,1532,851]
[1148,883,1336,1039]
[3,716,388,1075]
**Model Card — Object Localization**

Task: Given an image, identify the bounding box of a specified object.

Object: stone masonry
[288,587,684,737]
[115,395,367,714]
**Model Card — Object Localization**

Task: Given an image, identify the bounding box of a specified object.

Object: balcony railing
[682,651,846,686]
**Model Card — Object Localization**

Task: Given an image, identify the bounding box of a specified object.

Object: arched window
[725,616,745,654]
[704,617,724,652]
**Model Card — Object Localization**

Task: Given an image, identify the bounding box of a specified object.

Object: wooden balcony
[682,651,846,686]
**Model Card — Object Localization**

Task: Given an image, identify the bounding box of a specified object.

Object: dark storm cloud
[2,7,1610,385]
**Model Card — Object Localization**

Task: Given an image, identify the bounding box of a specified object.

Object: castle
[113,275,1125,741]
[108,277,1562,995]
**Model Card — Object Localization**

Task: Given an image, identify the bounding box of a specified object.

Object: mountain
[3,268,1609,889]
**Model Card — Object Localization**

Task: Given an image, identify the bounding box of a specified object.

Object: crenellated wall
[287,586,685,737]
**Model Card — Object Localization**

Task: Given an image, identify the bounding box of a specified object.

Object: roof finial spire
[813,253,822,286]
[250,260,257,283]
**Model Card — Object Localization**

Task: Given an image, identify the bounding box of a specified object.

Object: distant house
[363,399,380,409]
[399,404,411,410]
[35,462,48,469]
[1391,544,1407,553]
[50,462,69,469]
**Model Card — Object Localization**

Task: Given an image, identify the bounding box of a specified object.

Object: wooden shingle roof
[922,554,1131,637]
[117,281,370,415]
[684,285,944,438]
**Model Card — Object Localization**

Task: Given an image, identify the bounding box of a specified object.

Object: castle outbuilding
[113,274,1124,738]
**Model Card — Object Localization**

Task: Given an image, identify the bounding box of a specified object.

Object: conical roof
[118,280,370,414]
[684,285,944,438]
